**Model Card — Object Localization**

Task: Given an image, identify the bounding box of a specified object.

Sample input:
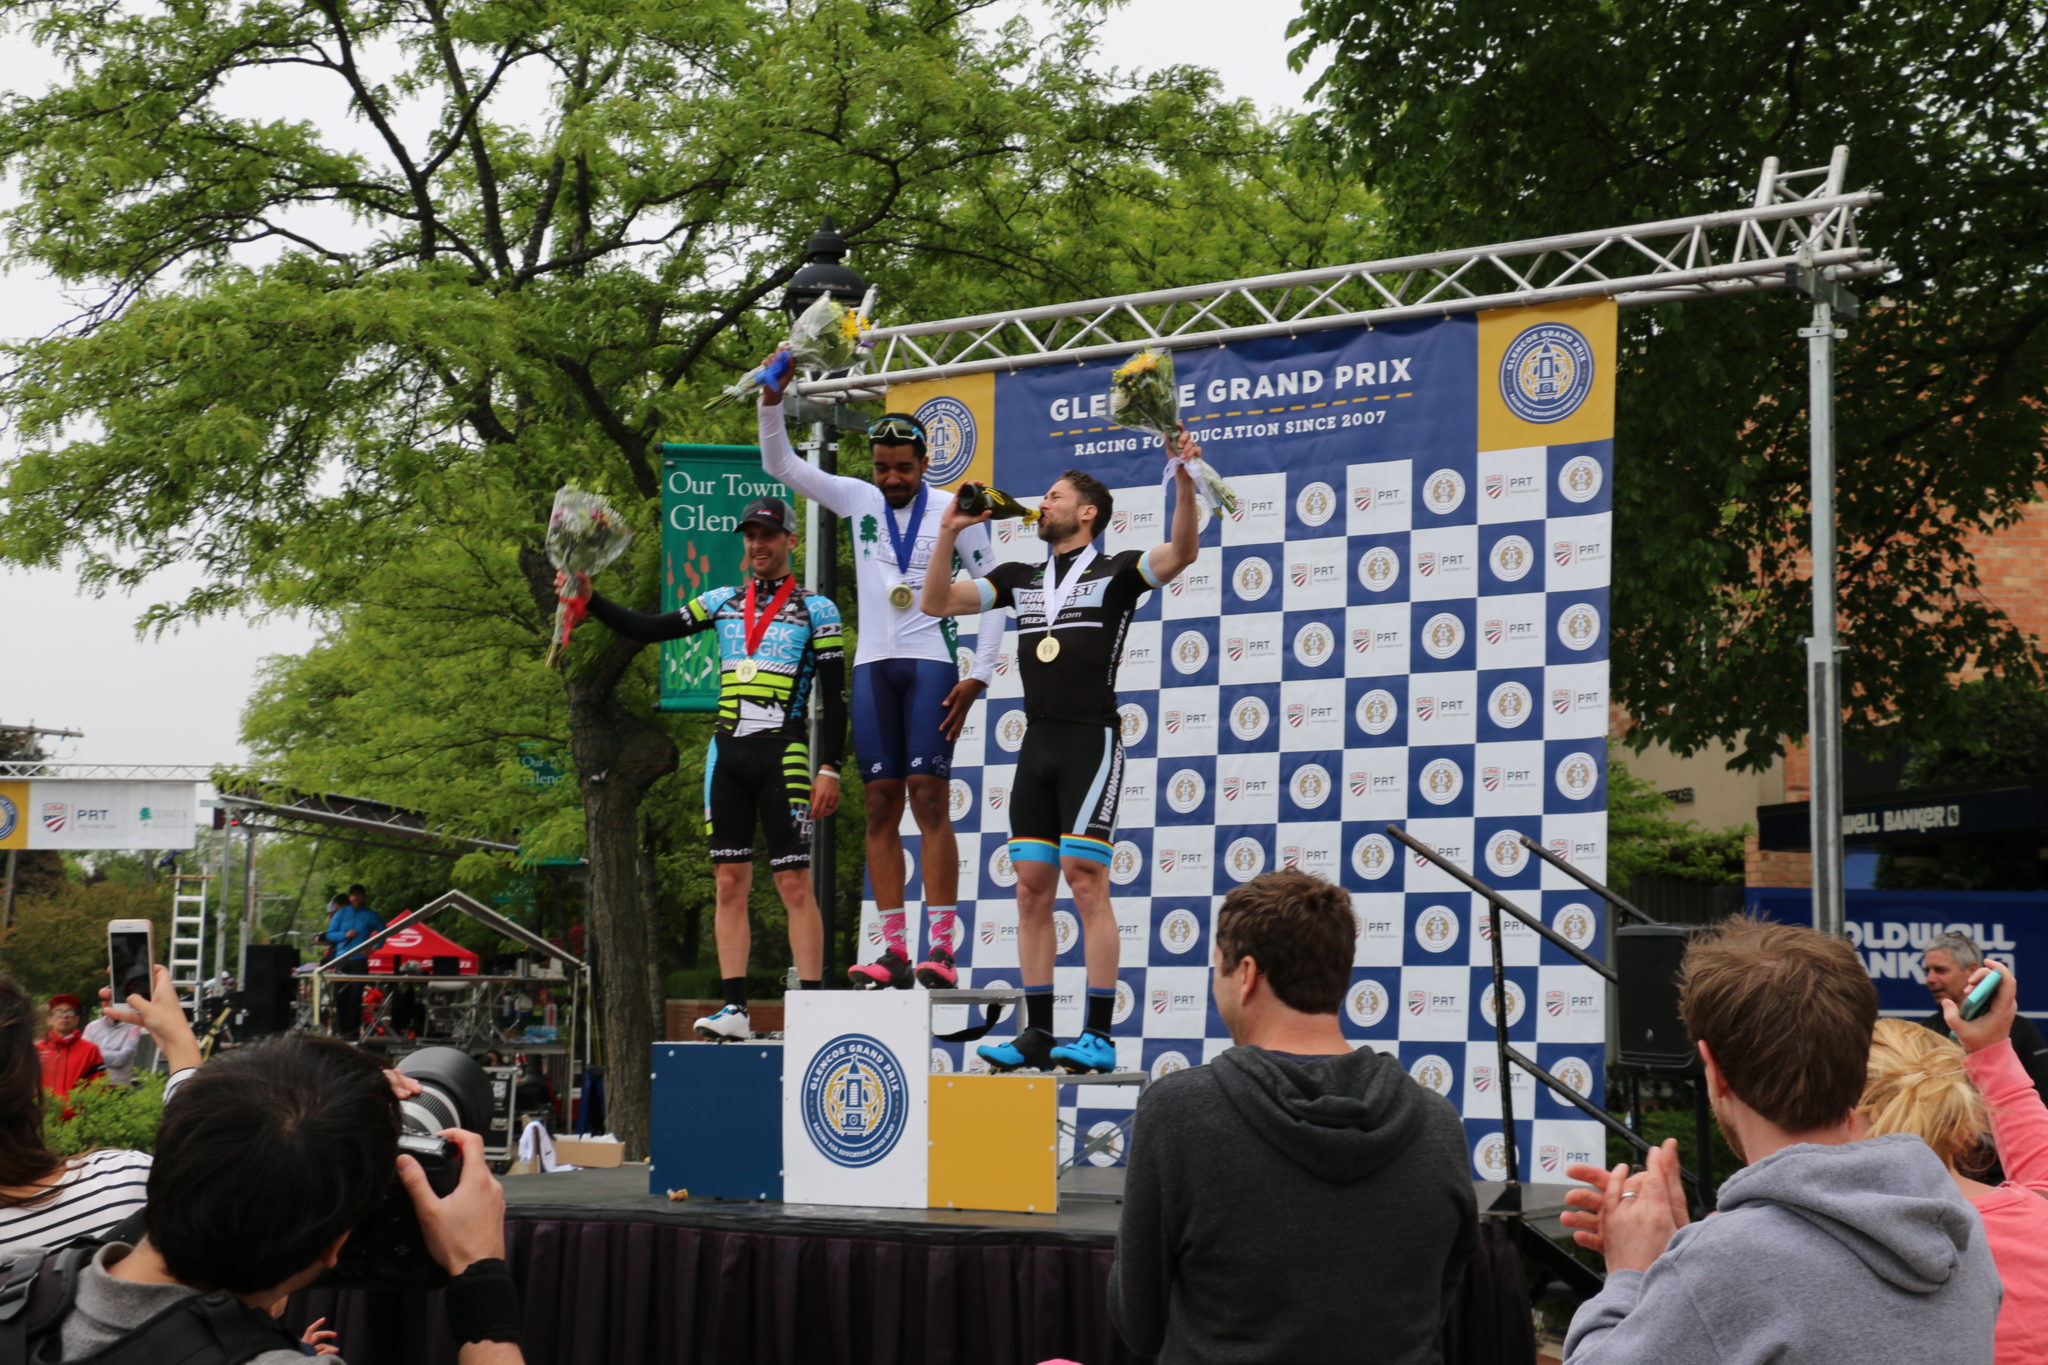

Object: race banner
[656,446,791,713]
[0,781,197,850]
[880,300,1617,1184]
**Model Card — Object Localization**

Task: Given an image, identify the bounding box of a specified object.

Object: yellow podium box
[928,1074,1060,1213]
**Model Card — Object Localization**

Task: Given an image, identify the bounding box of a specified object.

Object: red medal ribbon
[743,575,799,658]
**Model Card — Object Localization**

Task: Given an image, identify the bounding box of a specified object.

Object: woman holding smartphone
[0,967,201,1252]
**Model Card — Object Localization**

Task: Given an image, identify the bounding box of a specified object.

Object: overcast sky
[0,1,1330,767]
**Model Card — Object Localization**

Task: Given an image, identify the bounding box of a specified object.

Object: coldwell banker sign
[880,301,1616,1183]
[783,991,930,1208]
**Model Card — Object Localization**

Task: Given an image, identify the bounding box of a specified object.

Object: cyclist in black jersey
[923,437,1204,1073]
[571,496,845,1040]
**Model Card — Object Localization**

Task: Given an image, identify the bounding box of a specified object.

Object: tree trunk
[566,684,676,1161]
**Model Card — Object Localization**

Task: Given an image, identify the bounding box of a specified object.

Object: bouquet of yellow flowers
[1108,347,1237,514]
[706,292,876,408]
[544,486,635,667]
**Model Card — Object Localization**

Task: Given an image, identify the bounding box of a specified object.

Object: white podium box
[782,991,931,1208]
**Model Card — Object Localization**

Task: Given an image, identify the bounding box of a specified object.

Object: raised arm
[757,387,868,516]
[920,499,998,619]
[1952,959,2048,1186]
[1145,431,1202,586]
[584,590,711,644]
[954,514,1004,685]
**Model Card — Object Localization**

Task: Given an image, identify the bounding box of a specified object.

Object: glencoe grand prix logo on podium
[800,1034,910,1169]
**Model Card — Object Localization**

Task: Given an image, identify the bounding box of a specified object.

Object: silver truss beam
[0,762,217,781]
[800,149,1883,395]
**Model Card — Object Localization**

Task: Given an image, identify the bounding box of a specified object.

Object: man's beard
[1036,509,1080,543]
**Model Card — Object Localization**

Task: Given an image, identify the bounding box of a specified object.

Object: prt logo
[988,784,1008,811]
[1539,1145,1561,1173]
[1220,777,1242,802]
[1545,990,1566,1017]
[1417,551,1437,577]
[1484,620,1503,645]
[1164,710,1183,735]
[1226,638,1246,662]
[995,650,1014,677]
[1406,990,1427,1017]
[1286,703,1307,728]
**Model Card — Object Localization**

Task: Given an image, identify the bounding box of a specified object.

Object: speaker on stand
[1612,923,1717,1209]
[240,943,300,1038]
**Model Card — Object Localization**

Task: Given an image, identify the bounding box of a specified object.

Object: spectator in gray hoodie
[1560,916,2000,1363]
[1110,869,1476,1364]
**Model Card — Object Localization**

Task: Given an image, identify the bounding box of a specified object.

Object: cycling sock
[1085,987,1115,1037]
[722,977,748,1010]
[1025,985,1054,1034]
[925,904,957,953]
[878,908,907,957]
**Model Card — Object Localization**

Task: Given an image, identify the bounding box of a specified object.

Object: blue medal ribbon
[884,482,929,576]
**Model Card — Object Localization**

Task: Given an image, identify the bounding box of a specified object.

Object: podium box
[649,1041,783,1201]
[784,992,932,1208]
[929,1074,1060,1213]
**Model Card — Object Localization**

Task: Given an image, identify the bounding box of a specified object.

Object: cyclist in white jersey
[758,379,1004,991]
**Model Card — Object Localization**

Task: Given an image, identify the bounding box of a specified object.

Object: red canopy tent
[364,923,479,975]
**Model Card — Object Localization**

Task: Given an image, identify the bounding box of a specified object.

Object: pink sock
[925,905,957,954]
[879,909,907,957]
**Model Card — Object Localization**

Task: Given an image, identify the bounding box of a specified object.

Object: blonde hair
[1858,1017,1987,1172]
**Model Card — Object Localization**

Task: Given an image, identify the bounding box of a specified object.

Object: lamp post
[780,217,868,981]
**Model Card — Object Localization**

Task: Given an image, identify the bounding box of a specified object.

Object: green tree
[1289,0,2048,771]
[0,878,171,1002]
[1605,761,1748,892]
[0,0,1369,1152]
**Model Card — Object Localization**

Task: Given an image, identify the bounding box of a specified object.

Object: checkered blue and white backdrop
[867,304,1616,1183]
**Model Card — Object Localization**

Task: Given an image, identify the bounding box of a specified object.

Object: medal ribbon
[1037,545,1096,641]
[885,482,929,576]
[743,574,799,659]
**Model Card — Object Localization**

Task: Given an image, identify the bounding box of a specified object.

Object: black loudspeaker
[432,955,461,977]
[1616,924,1695,1069]
[240,943,300,1037]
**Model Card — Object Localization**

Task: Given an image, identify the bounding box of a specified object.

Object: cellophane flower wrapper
[544,486,635,667]
[705,294,875,408]
[1108,347,1238,515]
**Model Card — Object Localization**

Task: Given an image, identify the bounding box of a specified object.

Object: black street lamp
[781,217,868,982]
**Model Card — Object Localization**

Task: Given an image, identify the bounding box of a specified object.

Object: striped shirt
[0,1068,193,1254]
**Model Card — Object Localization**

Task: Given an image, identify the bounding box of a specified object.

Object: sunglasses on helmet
[868,416,926,443]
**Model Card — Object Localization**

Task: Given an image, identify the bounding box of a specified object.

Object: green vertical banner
[657,445,791,713]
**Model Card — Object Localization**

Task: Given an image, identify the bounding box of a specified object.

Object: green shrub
[43,1072,167,1157]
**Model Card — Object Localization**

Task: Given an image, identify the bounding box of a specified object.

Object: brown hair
[0,976,68,1208]
[1058,469,1113,540]
[1679,916,1877,1132]
[1215,870,1354,1014]
[1859,1018,1989,1174]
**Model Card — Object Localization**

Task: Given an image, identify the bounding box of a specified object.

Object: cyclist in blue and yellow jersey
[757,371,1004,993]
[571,495,845,1040]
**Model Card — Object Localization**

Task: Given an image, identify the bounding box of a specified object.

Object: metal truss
[801,146,1882,395]
[0,762,218,781]
[215,782,519,854]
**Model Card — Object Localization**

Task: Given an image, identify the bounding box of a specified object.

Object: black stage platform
[284,1165,1568,1364]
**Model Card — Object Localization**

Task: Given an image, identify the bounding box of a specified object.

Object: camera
[323,1047,489,1289]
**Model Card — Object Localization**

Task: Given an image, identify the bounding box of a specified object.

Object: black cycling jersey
[978,546,1162,728]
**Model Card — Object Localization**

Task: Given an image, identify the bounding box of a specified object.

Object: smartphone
[1961,967,2004,1022]
[108,919,155,1006]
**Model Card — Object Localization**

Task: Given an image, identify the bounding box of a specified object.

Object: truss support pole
[1795,236,1853,938]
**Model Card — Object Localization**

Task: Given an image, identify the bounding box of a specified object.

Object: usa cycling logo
[913,395,977,485]
[800,1033,909,1168]
[1499,321,1595,424]
[0,794,16,840]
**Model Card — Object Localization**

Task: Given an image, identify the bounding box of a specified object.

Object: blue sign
[799,1033,910,1168]
[1746,888,2048,1016]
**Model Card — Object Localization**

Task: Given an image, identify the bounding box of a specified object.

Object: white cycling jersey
[758,401,1004,678]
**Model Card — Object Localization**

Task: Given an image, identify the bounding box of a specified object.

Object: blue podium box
[650,1041,783,1201]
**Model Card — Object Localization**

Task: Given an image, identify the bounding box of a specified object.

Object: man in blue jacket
[322,884,384,1036]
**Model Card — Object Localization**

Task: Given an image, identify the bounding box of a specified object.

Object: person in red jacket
[37,993,106,1106]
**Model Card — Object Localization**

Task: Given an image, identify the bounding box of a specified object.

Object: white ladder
[169,873,210,1017]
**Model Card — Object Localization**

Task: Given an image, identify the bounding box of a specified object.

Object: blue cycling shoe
[977,1026,1056,1072]
[1050,1030,1118,1075]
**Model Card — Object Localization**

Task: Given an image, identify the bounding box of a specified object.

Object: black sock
[800,978,821,991]
[722,977,748,1010]
[1025,987,1053,1034]
[1085,988,1114,1038]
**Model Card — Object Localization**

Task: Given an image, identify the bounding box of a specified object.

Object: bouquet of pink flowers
[544,486,634,668]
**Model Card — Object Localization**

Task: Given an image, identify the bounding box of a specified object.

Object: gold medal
[1036,636,1061,663]
[734,659,759,683]
[889,582,914,610]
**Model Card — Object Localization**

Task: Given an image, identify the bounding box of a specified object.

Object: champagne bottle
[955,482,1040,523]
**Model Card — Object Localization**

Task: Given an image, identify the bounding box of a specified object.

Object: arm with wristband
[396,1127,527,1364]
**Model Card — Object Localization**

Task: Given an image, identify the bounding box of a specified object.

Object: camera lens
[395,1046,492,1137]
